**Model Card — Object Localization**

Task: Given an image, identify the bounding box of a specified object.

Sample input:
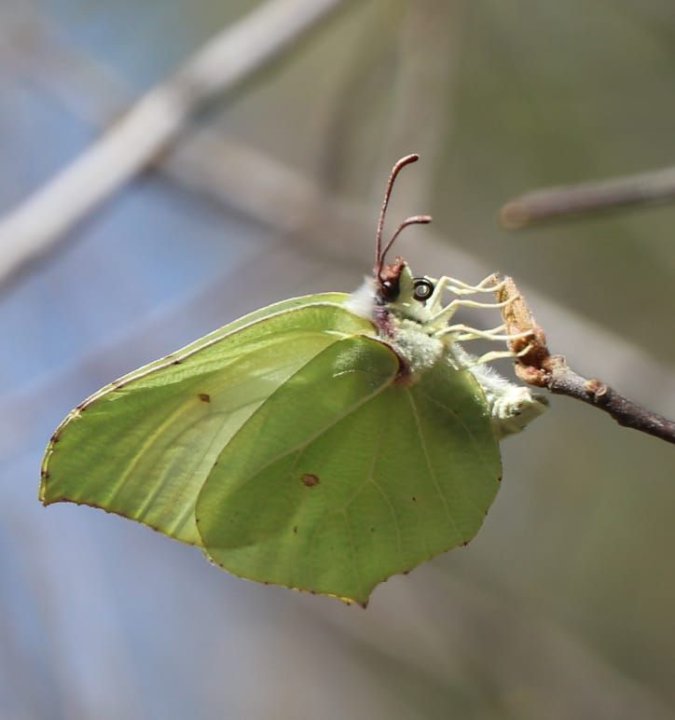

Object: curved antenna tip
[375,154,423,275]
[379,215,432,264]
[396,153,420,168]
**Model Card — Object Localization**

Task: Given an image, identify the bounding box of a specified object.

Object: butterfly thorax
[346,263,453,379]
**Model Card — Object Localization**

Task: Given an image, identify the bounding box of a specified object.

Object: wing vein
[419,386,495,476]
[405,389,463,544]
[222,366,397,496]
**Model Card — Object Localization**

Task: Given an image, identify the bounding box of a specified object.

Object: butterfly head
[372,154,433,310]
[373,256,439,327]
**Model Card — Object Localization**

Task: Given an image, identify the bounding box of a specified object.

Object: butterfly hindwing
[196,339,500,605]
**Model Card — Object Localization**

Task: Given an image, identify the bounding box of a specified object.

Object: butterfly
[40,154,547,606]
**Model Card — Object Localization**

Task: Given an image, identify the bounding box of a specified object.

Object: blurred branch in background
[309,1,464,208]
[500,165,675,228]
[0,0,346,291]
[384,2,464,206]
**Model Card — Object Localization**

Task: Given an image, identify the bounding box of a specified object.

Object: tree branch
[0,0,346,291]
[546,366,675,442]
[498,277,675,445]
[499,165,675,228]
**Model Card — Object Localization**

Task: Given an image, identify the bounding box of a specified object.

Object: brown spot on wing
[301,473,320,488]
[198,393,211,403]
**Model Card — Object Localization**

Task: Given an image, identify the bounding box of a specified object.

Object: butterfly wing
[196,339,501,605]
[42,292,501,604]
[40,295,363,546]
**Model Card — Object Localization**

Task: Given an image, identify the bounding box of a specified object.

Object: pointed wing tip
[328,592,370,609]
[38,479,52,506]
[39,465,64,506]
[203,559,376,607]
[38,489,74,508]
[274,582,372,608]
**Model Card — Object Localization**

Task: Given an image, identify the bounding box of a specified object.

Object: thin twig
[498,277,675,445]
[500,165,675,228]
[546,366,675,442]
[0,0,345,291]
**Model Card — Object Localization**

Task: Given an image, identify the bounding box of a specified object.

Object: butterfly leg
[431,280,548,438]
[442,273,504,294]
[470,344,533,366]
[428,296,514,327]
[436,323,534,344]
[426,273,504,311]
[446,334,534,369]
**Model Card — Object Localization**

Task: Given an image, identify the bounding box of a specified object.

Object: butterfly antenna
[380,215,432,265]
[375,154,420,278]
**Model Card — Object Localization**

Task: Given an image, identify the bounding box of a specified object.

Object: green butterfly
[40,155,546,606]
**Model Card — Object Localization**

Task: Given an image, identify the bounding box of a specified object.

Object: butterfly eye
[377,278,400,304]
[413,278,434,302]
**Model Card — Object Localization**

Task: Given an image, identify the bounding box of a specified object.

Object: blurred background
[2,0,674,718]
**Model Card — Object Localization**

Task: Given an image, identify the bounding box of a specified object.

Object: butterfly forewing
[40,300,369,546]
